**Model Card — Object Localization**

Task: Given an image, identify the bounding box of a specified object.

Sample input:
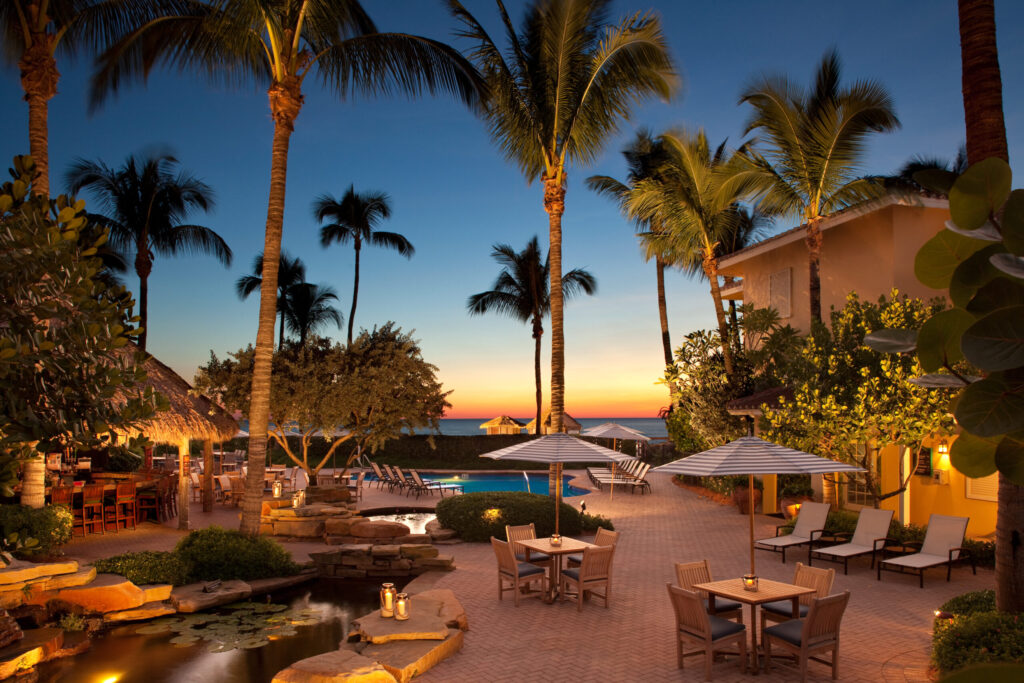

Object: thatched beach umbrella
[479,415,526,435]
[524,411,581,435]
[115,344,237,528]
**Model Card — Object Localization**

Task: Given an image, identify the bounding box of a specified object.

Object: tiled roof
[725,386,794,415]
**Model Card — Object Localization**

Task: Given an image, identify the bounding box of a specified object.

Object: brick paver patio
[58,470,992,681]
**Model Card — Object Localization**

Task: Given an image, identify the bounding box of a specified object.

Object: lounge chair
[505,523,553,568]
[588,459,640,488]
[667,584,747,681]
[491,537,546,606]
[591,462,648,491]
[405,470,436,499]
[347,471,365,501]
[410,469,463,497]
[629,462,652,494]
[674,559,743,623]
[755,501,830,563]
[764,591,850,682]
[567,527,619,567]
[760,562,834,632]
[877,514,975,588]
[369,461,390,491]
[560,544,615,611]
[810,507,893,574]
[389,465,413,493]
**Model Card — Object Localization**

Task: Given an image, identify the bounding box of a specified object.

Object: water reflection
[36,580,391,683]
[367,512,436,535]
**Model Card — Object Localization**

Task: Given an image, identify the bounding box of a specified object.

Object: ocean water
[430,417,668,439]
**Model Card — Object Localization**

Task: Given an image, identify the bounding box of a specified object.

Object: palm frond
[154,224,232,265]
[367,230,414,258]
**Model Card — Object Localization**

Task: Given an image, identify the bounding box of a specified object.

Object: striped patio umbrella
[480,433,631,534]
[582,422,651,443]
[653,436,864,574]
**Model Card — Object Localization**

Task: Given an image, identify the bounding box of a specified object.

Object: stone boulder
[273,648,397,683]
[0,627,63,680]
[324,518,358,536]
[248,569,317,597]
[0,610,22,649]
[171,580,252,613]
[0,560,78,587]
[348,521,410,540]
[354,629,464,683]
[103,601,176,623]
[350,610,448,645]
[34,574,145,614]
[412,590,468,631]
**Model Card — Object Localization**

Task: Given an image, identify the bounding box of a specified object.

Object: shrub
[105,446,143,473]
[0,504,73,556]
[778,474,814,498]
[435,492,610,542]
[962,539,996,569]
[580,512,614,533]
[932,611,1024,674]
[92,551,189,586]
[174,526,300,582]
[939,590,996,617]
[58,613,87,632]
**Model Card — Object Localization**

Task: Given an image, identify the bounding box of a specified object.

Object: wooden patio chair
[280,467,296,493]
[761,562,834,632]
[81,484,106,535]
[347,471,365,501]
[674,559,743,623]
[491,537,546,606]
[228,477,244,507]
[215,474,234,505]
[877,514,974,587]
[50,485,73,511]
[316,472,337,487]
[189,472,202,502]
[560,544,615,611]
[755,501,831,563]
[505,523,552,568]
[667,584,747,681]
[567,527,619,567]
[104,481,137,532]
[810,507,893,574]
[764,591,851,682]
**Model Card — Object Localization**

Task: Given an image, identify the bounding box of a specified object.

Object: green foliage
[695,476,763,497]
[0,155,165,496]
[196,326,451,479]
[174,527,300,582]
[93,551,189,586]
[932,611,1024,674]
[940,590,997,616]
[105,445,143,473]
[0,504,72,557]
[58,613,88,632]
[870,159,1024,483]
[778,474,814,498]
[434,492,611,542]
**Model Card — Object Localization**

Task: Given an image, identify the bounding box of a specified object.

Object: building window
[965,473,998,502]
[846,444,878,508]
[770,268,791,319]
[914,447,933,477]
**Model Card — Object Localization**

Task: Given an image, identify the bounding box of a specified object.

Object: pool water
[371,472,588,497]
[35,579,386,683]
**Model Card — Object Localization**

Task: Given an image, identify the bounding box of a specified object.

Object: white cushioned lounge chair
[755,502,830,563]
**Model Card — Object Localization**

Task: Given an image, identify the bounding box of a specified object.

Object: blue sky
[2,1,1022,417]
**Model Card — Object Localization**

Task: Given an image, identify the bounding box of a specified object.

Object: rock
[273,648,397,683]
[273,519,326,538]
[0,627,63,680]
[415,556,455,570]
[42,567,96,591]
[370,546,400,559]
[51,630,90,659]
[36,574,145,614]
[8,605,45,631]
[103,601,176,623]
[428,529,457,542]
[349,522,410,540]
[304,487,351,505]
[423,519,443,534]
[324,518,357,536]
[399,545,438,560]
[139,584,173,602]
[0,610,22,649]
[0,590,24,611]
[350,610,449,645]
[394,535,431,544]
[0,561,78,586]
[171,580,251,613]
[335,569,368,579]
[262,499,293,516]
[319,506,350,515]
[269,506,331,518]
[259,523,277,536]
[412,590,468,631]
[248,569,317,596]
[310,550,344,565]
[358,629,464,683]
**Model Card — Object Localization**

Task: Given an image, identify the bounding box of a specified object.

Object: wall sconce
[932,440,951,485]
[742,574,759,592]
[380,583,397,618]
[395,592,410,621]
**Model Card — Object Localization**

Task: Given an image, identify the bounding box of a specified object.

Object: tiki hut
[523,412,582,435]
[115,343,237,528]
[479,415,526,436]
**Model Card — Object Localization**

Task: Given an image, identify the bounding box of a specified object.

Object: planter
[781,497,813,520]
[733,487,762,515]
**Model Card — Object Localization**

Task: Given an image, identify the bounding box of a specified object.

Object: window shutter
[965,473,998,502]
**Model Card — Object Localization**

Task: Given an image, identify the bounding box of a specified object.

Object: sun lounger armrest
[808,528,827,546]
[872,537,888,552]
[775,524,791,537]
[830,531,853,542]
[901,541,923,553]
[950,546,971,564]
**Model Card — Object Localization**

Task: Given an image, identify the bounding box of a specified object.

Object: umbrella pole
[749,472,756,575]
[555,462,561,535]
[610,461,616,501]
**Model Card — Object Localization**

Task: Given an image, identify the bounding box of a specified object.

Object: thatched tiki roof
[479,415,525,435]
[115,344,237,444]
[523,412,581,435]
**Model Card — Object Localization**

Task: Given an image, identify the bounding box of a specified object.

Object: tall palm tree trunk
[958,0,1021,613]
[655,257,672,367]
[135,249,152,352]
[20,456,45,509]
[532,320,543,436]
[702,254,735,376]
[19,29,58,198]
[348,243,361,346]
[806,218,824,323]
[241,81,302,536]
[544,175,566,502]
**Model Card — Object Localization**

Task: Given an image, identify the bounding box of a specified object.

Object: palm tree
[468,237,596,434]
[737,49,900,323]
[884,146,967,196]
[236,251,307,350]
[587,129,675,368]
[625,129,759,377]
[450,0,677,434]
[1,1,174,197]
[66,151,228,352]
[314,186,413,345]
[89,0,483,534]
[284,282,342,347]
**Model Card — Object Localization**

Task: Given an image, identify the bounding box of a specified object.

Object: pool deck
[58,470,992,681]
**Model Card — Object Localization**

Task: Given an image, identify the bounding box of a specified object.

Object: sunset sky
[2,1,1022,418]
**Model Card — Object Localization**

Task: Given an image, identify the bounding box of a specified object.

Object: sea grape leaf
[949,244,1006,307]
[990,253,1024,279]
[962,306,1024,372]
[916,309,975,372]
[949,157,1012,230]
[994,433,1024,485]
[864,328,918,354]
[1002,189,1024,255]
[915,230,990,289]
[944,219,1002,242]
[909,374,973,388]
[912,169,956,196]
[949,431,999,478]
[954,374,1024,437]
[966,276,1024,316]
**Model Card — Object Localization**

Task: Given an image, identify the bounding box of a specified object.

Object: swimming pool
[368,472,588,497]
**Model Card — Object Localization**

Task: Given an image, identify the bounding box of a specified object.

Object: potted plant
[779,475,815,520]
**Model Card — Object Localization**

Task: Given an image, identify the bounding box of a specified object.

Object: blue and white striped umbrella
[582,422,650,442]
[652,436,865,476]
[480,432,633,465]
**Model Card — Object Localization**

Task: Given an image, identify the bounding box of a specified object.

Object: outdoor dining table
[693,577,817,673]
[517,536,597,603]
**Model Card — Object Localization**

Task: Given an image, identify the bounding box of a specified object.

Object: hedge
[0,504,73,557]
[933,610,1024,674]
[435,492,613,542]
[93,550,189,586]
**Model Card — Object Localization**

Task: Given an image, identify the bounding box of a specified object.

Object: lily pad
[135,623,174,635]
[170,634,200,646]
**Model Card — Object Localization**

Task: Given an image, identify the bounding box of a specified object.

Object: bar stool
[104,481,136,532]
[81,484,106,535]
[136,479,162,523]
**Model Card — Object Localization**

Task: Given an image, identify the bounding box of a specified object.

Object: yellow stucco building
[719,195,996,537]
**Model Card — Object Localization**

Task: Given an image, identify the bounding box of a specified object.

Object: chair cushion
[765,618,804,647]
[708,614,746,641]
[761,600,810,618]
[516,563,545,577]
[704,597,743,613]
[562,567,580,581]
[515,552,551,563]
[565,554,582,564]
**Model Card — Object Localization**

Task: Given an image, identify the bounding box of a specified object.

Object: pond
[35,579,393,683]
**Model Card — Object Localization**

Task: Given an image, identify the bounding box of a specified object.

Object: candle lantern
[742,574,759,592]
[272,481,283,498]
[380,583,397,618]
[291,490,305,508]
[395,593,410,621]
[549,534,562,547]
